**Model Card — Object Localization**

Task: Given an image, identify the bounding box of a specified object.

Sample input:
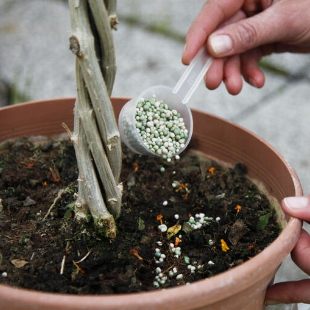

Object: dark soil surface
[0,136,281,294]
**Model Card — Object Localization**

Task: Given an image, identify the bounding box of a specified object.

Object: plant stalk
[68,0,122,236]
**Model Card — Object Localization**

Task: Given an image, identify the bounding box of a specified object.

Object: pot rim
[0,98,303,310]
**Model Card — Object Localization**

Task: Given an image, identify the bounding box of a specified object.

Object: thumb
[282,195,310,222]
[207,4,287,57]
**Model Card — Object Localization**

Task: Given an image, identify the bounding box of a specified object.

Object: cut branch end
[69,35,83,57]
[109,15,118,29]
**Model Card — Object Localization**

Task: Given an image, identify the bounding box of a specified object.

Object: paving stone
[238,81,310,195]
[112,24,184,98]
[0,0,76,101]
[264,53,310,77]
[117,0,205,39]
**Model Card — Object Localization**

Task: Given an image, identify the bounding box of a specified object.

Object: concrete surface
[0,1,310,309]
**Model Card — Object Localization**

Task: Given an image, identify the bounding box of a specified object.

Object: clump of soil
[0,136,281,294]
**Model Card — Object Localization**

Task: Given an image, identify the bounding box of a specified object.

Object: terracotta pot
[0,98,302,310]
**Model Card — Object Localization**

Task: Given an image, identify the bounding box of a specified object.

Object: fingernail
[265,299,281,306]
[249,78,258,88]
[284,196,310,209]
[210,35,233,56]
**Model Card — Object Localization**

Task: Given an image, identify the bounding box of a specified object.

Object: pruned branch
[71,99,116,238]
[88,0,116,95]
[68,0,121,237]
[69,0,121,181]
[76,64,122,218]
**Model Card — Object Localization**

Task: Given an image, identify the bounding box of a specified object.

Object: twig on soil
[72,260,86,274]
[76,249,92,264]
[60,255,66,275]
[30,253,35,261]
[162,264,177,274]
[43,189,65,221]
[60,244,72,275]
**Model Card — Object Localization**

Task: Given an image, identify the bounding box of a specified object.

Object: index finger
[182,0,245,64]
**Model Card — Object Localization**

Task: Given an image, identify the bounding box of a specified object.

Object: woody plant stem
[68,0,122,238]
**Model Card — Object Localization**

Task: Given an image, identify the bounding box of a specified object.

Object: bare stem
[88,0,116,96]
[43,189,65,221]
[76,63,121,218]
[68,0,122,236]
[71,101,116,238]
[69,0,122,182]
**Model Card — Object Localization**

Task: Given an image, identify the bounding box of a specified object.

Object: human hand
[265,195,310,305]
[182,0,310,95]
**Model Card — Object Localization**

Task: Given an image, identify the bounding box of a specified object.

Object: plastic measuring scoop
[118,45,213,156]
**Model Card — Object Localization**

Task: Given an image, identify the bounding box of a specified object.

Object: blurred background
[0,1,310,309]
